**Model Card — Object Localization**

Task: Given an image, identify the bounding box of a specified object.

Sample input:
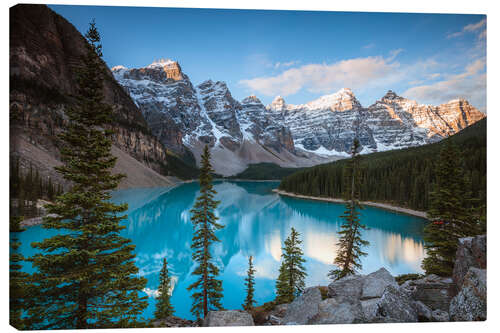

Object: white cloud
[426,73,441,80]
[274,60,300,69]
[363,43,375,49]
[447,18,486,39]
[403,58,486,112]
[464,18,486,32]
[479,29,486,40]
[387,48,404,62]
[239,56,399,97]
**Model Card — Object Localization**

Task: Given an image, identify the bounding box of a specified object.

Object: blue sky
[49,5,486,111]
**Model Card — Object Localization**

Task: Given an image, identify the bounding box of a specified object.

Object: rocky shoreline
[154,234,486,327]
[273,189,428,218]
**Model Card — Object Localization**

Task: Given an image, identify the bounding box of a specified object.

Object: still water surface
[17,181,427,320]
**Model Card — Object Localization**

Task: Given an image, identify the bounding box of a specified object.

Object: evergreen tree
[329,139,369,280]
[275,227,307,304]
[154,258,174,319]
[26,21,147,329]
[278,119,486,213]
[187,145,225,319]
[10,216,28,329]
[422,142,482,276]
[242,256,256,311]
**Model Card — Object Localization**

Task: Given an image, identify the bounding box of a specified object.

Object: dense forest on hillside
[10,157,63,218]
[279,118,486,213]
[229,163,303,180]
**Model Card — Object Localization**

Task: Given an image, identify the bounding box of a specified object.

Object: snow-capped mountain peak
[381,89,400,101]
[268,95,287,112]
[147,58,177,68]
[241,95,262,105]
[304,87,361,111]
[112,59,485,176]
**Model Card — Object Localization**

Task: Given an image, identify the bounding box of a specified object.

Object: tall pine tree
[187,145,225,319]
[329,138,369,280]
[242,256,256,311]
[275,227,307,304]
[154,258,174,319]
[422,142,482,276]
[26,21,147,329]
[10,216,28,329]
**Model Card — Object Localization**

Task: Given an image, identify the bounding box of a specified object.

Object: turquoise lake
[16,181,427,320]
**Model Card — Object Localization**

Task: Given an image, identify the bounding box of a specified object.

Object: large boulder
[282,287,322,325]
[310,297,366,324]
[411,274,457,311]
[449,267,486,321]
[453,235,486,289]
[361,268,398,300]
[413,300,449,322]
[327,274,364,300]
[270,303,289,318]
[414,300,433,321]
[203,310,254,327]
[431,309,450,322]
[363,285,418,323]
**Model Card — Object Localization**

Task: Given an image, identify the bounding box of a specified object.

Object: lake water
[16,181,427,320]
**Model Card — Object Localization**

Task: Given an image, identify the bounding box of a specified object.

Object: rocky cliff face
[267,89,485,156]
[10,4,184,188]
[267,88,374,154]
[372,90,485,141]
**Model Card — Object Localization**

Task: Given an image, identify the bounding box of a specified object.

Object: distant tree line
[279,118,486,214]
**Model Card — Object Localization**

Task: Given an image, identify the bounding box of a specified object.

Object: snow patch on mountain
[112,61,485,175]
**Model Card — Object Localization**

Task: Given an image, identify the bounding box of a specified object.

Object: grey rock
[361,297,383,322]
[282,287,322,325]
[375,285,418,323]
[400,280,417,298]
[431,309,450,322]
[412,274,457,311]
[414,301,433,322]
[327,274,365,300]
[449,268,486,321]
[361,268,398,300]
[270,303,289,318]
[267,315,282,325]
[310,297,366,324]
[453,235,486,289]
[152,316,196,327]
[203,310,254,327]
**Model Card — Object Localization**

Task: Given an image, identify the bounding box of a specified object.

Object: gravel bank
[273,189,428,219]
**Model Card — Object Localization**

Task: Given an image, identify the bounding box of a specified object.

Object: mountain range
[112,60,485,176]
[10,4,486,186]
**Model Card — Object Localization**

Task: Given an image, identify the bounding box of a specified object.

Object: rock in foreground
[282,287,322,325]
[453,235,486,288]
[204,310,254,327]
[449,267,486,321]
[152,316,197,327]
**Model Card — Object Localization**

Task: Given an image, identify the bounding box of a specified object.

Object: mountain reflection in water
[17,180,427,320]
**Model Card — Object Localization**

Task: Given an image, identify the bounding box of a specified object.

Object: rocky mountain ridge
[113,61,334,176]
[113,61,485,175]
[267,89,485,155]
